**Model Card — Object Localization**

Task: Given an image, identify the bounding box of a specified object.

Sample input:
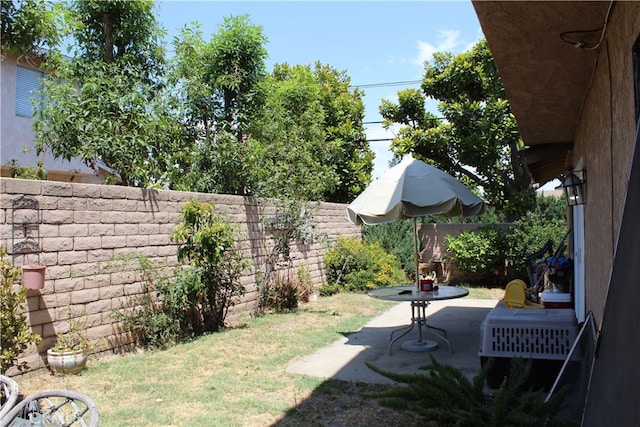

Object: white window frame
[572,204,586,322]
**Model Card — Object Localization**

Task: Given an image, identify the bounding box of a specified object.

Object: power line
[366,138,393,142]
[350,80,421,89]
[364,117,445,125]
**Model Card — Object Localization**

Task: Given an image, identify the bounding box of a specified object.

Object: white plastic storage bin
[479,307,578,360]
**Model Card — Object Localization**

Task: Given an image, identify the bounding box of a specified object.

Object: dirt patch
[271,381,429,426]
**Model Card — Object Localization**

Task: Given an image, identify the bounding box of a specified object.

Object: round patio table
[367,285,469,354]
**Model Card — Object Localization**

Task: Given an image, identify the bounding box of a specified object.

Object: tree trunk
[101,12,114,63]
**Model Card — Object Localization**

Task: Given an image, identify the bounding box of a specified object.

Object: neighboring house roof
[472,1,611,182]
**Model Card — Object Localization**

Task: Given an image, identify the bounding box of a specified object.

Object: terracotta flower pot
[47,348,88,375]
[22,265,46,289]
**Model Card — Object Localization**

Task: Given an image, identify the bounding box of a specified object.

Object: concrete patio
[286,297,500,384]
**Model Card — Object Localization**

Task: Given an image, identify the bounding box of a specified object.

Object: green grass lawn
[14,290,501,426]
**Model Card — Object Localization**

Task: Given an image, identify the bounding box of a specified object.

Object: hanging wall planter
[22,264,46,290]
[12,195,46,290]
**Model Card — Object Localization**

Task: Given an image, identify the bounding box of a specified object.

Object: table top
[367,285,469,302]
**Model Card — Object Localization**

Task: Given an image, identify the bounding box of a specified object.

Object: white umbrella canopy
[347,155,485,226]
[347,155,486,288]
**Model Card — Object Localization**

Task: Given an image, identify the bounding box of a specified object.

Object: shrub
[113,256,186,349]
[444,224,508,286]
[363,220,417,276]
[322,236,406,295]
[506,210,567,280]
[255,199,316,316]
[1,247,42,373]
[115,200,249,348]
[443,194,567,286]
[258,264,313,313]
[171,200,248,332]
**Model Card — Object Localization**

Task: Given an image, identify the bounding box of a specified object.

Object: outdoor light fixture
[562,170,586,206]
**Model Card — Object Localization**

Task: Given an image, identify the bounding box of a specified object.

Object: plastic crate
[479,307,578,360]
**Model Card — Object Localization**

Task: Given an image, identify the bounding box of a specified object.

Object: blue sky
[156,0,483,179]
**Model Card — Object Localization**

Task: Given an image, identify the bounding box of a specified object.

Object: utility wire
[350,80,421,89]
[364,117,445,125]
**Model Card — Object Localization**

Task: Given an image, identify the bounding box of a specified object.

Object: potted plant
[47,307,92,375]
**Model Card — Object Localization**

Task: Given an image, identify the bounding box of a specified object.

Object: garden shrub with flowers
[322,236,406,295]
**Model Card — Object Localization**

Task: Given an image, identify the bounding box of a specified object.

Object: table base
[401,339,439,352]
[388,300,452,355]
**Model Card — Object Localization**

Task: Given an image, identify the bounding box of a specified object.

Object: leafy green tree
[247,62,372,202]
[380,39,534,220]
[168,16,268,194]
[247,63,338,201]
[33,0,179,187]
[1,0,66,58]
[313,62,372,203]
[506,194,568,280]
[71,0,164,74]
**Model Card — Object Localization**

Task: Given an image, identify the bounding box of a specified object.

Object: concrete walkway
[285,298,500,384]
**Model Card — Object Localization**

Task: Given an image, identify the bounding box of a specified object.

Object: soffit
[471,1,610,147]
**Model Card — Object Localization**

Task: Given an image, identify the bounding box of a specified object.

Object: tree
[33,0,180,187]
[247,62,372,202]
[167,16,268,194]
[247,63,339,201]
[71,0,164,75]
[380,39,534,219]
[0,0,66,59]
[313,62,372,203]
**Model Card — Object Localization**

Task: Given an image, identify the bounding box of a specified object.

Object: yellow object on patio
[503,279,544,309]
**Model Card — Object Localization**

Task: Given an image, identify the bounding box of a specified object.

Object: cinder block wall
[1,178,360,374]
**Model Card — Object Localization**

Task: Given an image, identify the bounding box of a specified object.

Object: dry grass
[466,285,505,300]
[12,289,501,426]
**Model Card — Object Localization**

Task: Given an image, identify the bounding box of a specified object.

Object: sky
[155,0,483,180]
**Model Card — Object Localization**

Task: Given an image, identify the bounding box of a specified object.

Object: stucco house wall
[571,1,639,324]
[0,54,99,182]
[473,2,640,423]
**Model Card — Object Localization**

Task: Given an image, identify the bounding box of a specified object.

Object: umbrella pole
[414,217,419,290]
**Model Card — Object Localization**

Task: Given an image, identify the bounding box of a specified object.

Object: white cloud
[412,29,462,66]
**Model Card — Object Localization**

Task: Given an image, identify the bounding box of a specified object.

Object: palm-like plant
[365,355,577,426]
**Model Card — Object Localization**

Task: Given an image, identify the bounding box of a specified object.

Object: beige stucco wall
[570,1,640,324]
[1,178,360,374]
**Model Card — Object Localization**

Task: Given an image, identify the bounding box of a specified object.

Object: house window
[15,65,44,118]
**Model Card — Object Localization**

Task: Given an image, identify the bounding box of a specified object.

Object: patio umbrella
[346,155,486,287]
